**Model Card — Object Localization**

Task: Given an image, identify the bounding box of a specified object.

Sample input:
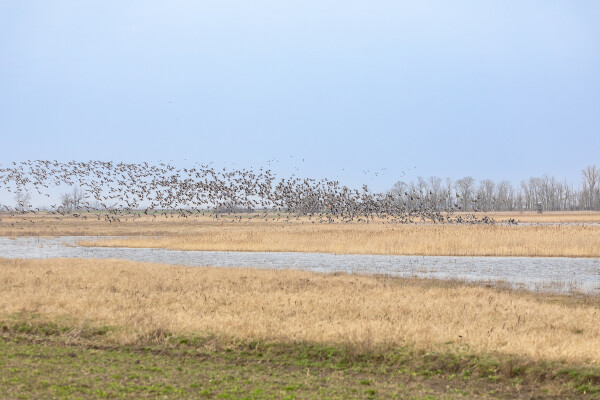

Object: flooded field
[2,236,599,295]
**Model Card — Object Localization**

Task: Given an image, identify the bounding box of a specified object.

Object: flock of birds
[0,160,500,225]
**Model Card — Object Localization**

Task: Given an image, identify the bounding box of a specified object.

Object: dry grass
[0,214,192,237]
[471,211,600,224]
[1,211,600,237]
[1,257,599,364]
[3,213,600,257]
[81,224,600,257]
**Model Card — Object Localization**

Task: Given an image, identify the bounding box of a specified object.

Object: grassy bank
[80,224,600,257]
[2,213,600,257]
[2,258,600,398]
[2,258,600,363]
[2,315,600,399]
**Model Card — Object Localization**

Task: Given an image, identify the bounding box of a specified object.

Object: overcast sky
[1,1,599,192]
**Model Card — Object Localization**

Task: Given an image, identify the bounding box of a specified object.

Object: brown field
[81,223,600,257]
[2,257,599,364]
[2,212,600,257]
[1,211,599,236]
[473,211,600,224]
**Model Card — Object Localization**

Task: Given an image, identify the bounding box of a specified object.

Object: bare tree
[495,181,507,211]
[71,186,85,210]
[428,176,442,210]
[61,186,85,212]
[455,176,475,210]
[14,191,32,213]
[389,181,408,207]
[444,178,453,210]
[61,193,73,212]
[475,179,495,211]
[583,166,599,210]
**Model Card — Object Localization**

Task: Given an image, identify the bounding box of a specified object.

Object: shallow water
[1,236,599,295]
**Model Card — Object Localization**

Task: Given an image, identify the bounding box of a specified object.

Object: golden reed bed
[2,212,600,257]
[1,258,599,364]
[81,224,600,257]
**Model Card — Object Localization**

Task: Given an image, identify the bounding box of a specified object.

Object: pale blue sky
[1,1,599,191]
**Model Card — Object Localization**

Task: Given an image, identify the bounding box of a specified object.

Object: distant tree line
[388,165,600,212]
[5,162,599,215]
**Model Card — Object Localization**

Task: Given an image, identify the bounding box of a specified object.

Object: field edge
[1,314,600,399]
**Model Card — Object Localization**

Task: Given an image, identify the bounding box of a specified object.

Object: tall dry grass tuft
[1,258,599,364]
[81,224,600,257]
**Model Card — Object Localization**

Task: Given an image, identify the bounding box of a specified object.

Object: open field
[1,213,600,257]
[2,213,599,397]
[3,319,600,399]
[2,257,599,364]
[2,258,600,398]
[4,319,600,399]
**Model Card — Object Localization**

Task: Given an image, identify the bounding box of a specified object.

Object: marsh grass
[2,257,599,364]
[2,213,599,257]
[80,224,600,257]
